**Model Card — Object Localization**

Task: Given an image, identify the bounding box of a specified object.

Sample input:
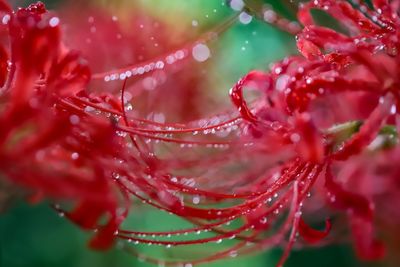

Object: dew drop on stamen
[276,74,289,91]
[192,196,200,204]
[270,121,281,130]
[229,250,238,257]
[138,255,145,262]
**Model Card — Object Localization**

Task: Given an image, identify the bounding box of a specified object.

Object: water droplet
[192,43,210,62]
[125,103,133,111]
[2,14,10,25]
[71,152,79,160]
[229,250,238,257]
[229,0,244,11]
[290,133,301,143]
[143,77,157,90]
[391,104,397,114]
[49,17,60,27]
[192,196,201,205]
[69,115,80,125]
[263,10,277,23]
[239,12,252,24]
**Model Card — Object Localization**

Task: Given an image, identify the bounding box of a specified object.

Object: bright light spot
[192,196,200,205]
[239,12,252,24]
[142,77,157,90]
[230,0,244,11]
[192,43,210,62]
[263,10,277,23]
[290,133,301,143]
[2,14,10,25]
[49,17,60,27]
[69,115,80,125]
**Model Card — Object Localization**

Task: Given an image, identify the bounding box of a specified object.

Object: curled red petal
[89,217,120,250]
[299,218,331,244]
[229,70,270,123]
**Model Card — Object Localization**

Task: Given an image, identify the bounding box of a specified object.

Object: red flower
[1,0,400,266]
[0,1,125,249]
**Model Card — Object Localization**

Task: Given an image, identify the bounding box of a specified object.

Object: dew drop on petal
[49,17,60,27]
[2,14,10,25]
[290,133,301,143]
[229,250,238,257]
[391,104,397,114]
[143,77,157,90]
[69,115,80,125]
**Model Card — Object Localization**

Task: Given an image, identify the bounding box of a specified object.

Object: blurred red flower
[1,0,400,266]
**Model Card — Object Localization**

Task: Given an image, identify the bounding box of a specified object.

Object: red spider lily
[0,1,127,249]
[1,0,400,266]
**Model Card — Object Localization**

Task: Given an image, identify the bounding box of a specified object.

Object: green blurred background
[0,1,386,267]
